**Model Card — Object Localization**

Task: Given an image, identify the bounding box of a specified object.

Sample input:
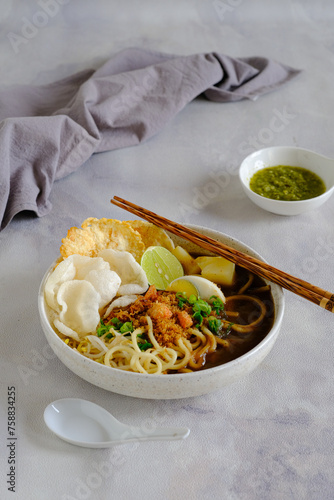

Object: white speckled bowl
[38,226,285,399]
[239,146,334,216]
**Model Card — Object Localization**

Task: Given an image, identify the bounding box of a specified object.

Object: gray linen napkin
[0,48,300,231]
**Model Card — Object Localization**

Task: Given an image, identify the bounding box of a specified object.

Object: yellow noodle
[216,337,231,348]
[225,310,239,318]
[225,295,266,333]
[237,272,254,294]
[249,285,271,293]
[86,335,109,354]
[75,317,232,373]
[145,316,161,349]
[170,338,192,370]
[188,327,217,369]
[60,282,269,373]
[99,324,190,374]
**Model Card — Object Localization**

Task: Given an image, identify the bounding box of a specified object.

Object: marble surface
[1,1,334,499]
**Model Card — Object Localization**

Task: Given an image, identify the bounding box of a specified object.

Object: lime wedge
[166,278,199,298]
[141,246,184,290]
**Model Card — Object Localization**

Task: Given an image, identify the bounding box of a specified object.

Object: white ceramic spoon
[44,398,190,448]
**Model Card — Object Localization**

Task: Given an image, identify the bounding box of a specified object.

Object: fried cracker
[126,220,175,251]
[60,218,145,262]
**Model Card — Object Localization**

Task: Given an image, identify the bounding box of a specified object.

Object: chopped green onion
[208,316,221,334]
[96,319,111,337]
[120,322,134,334]
[226,322,234,335]
[193,311,203,326]
[175,293,222,326]
[210,295,225,314]
[192,299,211,316]
[110,317,123,330]
[136,333,153,351]
[138,341,153,351]
[176,292,188,308]
[188,294,197,305]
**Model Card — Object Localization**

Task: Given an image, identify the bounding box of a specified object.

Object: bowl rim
[38,225,285,381]
[239,145,334,205]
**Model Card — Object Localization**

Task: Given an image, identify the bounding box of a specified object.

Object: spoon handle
[115,425,190,443]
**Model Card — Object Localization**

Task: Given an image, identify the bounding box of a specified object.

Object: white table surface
[1,1,333,499]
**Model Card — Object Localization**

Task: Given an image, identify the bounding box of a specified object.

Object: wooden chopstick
[111,196,334,313]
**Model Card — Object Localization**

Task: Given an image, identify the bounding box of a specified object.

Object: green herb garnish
[210,295,225,314]
[110,317,123,330]
[176,292,188,308]
[99,318,134,338]
[96,319,111,337]
[175,294,213,326]
[188,294,197,305]
[174,293,227,332]
[208,316,221,334]
[191,299,212,325]
[225,322,234,335]
[138,341,153,351]
[193,311,204,326]
[137,333,153,351]
[119,322,134,334]
[192,299,212,316]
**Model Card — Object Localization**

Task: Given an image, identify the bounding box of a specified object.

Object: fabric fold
[0,47,301,231]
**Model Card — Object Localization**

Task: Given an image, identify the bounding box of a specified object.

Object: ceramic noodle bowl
[38,225,285,399]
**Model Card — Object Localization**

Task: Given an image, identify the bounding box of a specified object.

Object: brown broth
[201,266,275,370]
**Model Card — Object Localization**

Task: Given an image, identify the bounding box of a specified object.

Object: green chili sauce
[249,165,326,201]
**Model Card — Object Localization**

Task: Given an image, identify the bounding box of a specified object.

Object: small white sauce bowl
[239,146,334,216]
[38,226,285,400]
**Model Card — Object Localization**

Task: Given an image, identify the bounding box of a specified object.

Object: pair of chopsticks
[111,196,334,313]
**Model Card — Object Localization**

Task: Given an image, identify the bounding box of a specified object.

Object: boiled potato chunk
[172,246,201,275]
[195,256,235,286]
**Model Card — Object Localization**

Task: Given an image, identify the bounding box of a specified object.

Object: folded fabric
[0,48,301,231]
